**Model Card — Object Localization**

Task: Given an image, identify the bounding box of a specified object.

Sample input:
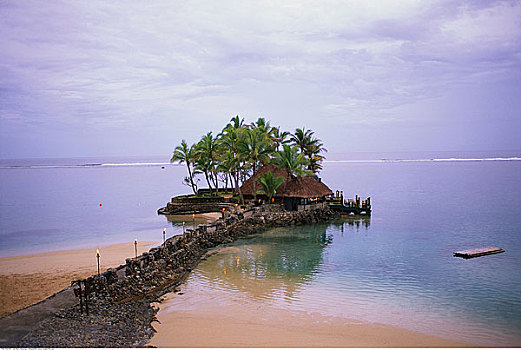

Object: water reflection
[328,216,371,236]
[165,213,219,229]
[196,225,333,301]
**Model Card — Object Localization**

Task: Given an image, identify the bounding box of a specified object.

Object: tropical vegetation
[170,116,327,199]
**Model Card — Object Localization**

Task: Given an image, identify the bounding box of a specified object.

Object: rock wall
[16,205,337,347]
[158,201,237,215]
[89,204,337,303]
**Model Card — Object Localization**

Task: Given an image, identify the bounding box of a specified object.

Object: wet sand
[151,294,474,348]
[150,241,476,348]
[0,241,156,317]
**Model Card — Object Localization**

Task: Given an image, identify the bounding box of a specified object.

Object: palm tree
[228,115,245,130]
[170,117,327,199]
[195,132,220,194]
[257,171,284,203]
[290,128,315,154]
[220,119,244,192]
[238,128,271,200]
[251,117,272,134]
[271,127,290,151]
[272,144,310,190]
[239,128,272,176]
[306,139,327,173]
[171,140,198,194]
[217,149,239,191]
[290,127,326,174]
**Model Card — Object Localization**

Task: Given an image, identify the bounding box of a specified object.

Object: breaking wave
[2,157,520,169]
[325,157,521,164]
[0,162,177,169]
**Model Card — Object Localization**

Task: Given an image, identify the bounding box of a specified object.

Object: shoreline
[0,206,482,347]
[0,212,221,318]
[0,240,157,317]
[150,245,476,348]
[151,298,475,348]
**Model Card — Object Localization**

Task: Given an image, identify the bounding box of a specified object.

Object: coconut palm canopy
[240,164,332,199]
[171,116,328,197]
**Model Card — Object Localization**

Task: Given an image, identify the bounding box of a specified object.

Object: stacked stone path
[7,204,337,347]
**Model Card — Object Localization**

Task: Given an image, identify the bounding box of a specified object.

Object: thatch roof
[240,164,333,198]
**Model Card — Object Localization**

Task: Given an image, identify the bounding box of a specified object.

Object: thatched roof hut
[240,164,333,201]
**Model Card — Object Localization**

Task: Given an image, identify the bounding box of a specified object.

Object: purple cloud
[1,0,520,158]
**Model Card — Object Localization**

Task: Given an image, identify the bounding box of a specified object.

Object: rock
[16,205,337,347]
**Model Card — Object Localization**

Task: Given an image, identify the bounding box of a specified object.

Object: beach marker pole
[182,221,185,234]
[162,228,166,246]
[134,239,138,258]
[96,249,100,276]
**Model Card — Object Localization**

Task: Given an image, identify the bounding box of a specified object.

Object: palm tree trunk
[204,171,213,195]
[187,164,197,195]
[237,179,245,205]
[212,171,219,194]
[284,170,290,191]
[252,159,257,201]
[224,173,229,192]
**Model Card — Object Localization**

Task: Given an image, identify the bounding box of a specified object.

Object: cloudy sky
[1,0,520,159]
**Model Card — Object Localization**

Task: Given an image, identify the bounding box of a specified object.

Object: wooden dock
[327,193,371,216]
[454,246,505,259]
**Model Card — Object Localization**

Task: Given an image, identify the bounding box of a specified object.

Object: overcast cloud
[1,0,520,158]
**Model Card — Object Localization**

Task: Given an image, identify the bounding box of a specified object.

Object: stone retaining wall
[16,204,338,347]
[158,201,238,215]
[171,196,225,204]
[89,204,337,303]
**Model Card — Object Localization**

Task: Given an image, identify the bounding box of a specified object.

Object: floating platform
[454,246,505,259]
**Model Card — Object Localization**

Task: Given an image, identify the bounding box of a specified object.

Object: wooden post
[96,249,100,276]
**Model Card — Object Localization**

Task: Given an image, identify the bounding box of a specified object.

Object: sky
[1,0,520,159]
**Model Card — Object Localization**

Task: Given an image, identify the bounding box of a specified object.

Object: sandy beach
[0,212,221,318]
[0,241,157,317]
[151,294,475,348]
[149,242,476,348]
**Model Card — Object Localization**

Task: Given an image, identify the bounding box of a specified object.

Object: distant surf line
[0,162,177,169]
[325,157,521,163]
[1,157,520,169]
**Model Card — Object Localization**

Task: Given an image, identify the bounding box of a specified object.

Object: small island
[159,116,370,216]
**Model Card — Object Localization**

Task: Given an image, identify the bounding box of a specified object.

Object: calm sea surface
[1,151,520,345]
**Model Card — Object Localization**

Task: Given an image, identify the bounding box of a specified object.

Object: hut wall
[284,197,299,211]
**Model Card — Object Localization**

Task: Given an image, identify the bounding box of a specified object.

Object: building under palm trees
[240,164,333,211]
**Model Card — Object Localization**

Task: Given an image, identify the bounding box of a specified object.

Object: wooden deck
[454,246,505,259]
[327,194,371,216]
[328,203,371,215]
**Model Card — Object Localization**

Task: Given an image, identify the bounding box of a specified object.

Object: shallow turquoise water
[193,221,520,346]
[1,152,520,345]
[180,156,521,346]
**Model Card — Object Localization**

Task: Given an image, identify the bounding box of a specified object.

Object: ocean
[1,151,520,345]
